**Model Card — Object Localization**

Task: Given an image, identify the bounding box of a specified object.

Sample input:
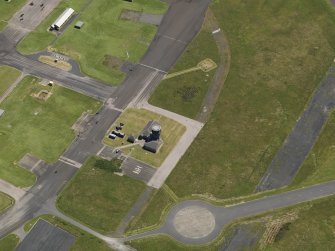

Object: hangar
[50,8,74,31]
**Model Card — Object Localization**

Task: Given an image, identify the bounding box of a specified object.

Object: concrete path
[0,72,25,104]
[137,102,203,188]
[257,66,335,191]
[0,179,26,201]
[127,180,335,245]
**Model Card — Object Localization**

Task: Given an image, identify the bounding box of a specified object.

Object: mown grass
[0,66,21,97]
[128,196,335,251]
[17,0,167,85]
[126,188,174,234]
[292,112,335,186]
[57,157,146,234]
[0,234,19,251]
[0,0,26,31]
[149,21,220,119]
[263,196,335,250]
[0,76,100,187]
[24,215,114,251]
[166,0,335,199]
[0,192,14,213]
[103,108,185,167]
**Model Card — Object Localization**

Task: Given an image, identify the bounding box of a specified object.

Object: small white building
[50,8,74,31]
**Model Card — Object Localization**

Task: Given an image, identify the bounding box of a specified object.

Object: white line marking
[59,156,82,168]
[158,34,187,44]
[139,63,167,74]
[212,28,221,34]
[97,145,106,156]
[31,159,42,172]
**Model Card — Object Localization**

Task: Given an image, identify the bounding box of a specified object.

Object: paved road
[126,180,335,245]
[257,66,335,191]
[0,1,212,250]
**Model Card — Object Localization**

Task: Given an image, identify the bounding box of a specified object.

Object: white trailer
[51,8,74,31]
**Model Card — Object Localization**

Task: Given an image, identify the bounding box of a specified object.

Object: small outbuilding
[50,8,74,31]
[127,135,136,143]
[139,120,161,141]
[143,141,160,153]
[74,21,84,29]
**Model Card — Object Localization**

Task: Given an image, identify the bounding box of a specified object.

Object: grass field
[0,192,13,213]
[103,108,186,167]
[17,0,167,85]
[292,112,335,186]
[149,20,220,119]
[24,215,114,251]
[0,0,26,31]
[126,188,175,234]
[0,234,19,251]
[57,157,146,234]
[165,0,335,199]
[0,76,100,187]
[263,196,335,250]
[0,66,21,97]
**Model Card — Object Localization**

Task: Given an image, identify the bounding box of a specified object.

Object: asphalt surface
[126,180,335,245]
[257,66,335,191]
[0,0,211,245]
[16,219,75,251]
[121,157,157,184]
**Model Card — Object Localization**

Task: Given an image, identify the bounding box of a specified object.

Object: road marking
[132,165,142,175]
[97,145,106,156]
[158,33,187,44]
[31,159,42,172]
[139,63,167,74]
[59,156,82,168]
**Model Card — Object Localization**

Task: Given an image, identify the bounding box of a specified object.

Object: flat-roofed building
[50,8,74,31]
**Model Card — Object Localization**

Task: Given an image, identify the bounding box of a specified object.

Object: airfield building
[50,8,74,31]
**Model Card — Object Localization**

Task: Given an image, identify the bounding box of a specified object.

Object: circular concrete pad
[173,206,216,239]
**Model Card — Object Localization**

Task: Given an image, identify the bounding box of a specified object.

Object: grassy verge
[103,108,186,167]
[38,56,72,71]
[0,234,19,251]
[166,0,335,199]
[0,0,26,31]
[57,157,146,234]
[0,76,100,187]
[17,0,167,85]
[16,0,90,54]
[126,187,175,234]
[0,66,21,97]
[127,195,335,250]
[149,18,220,119]
[292,111,335,186]
[24,215,114,251]
[0,192,14,213]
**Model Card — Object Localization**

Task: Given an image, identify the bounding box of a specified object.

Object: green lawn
[166,0,335,199]
[0,66,21,97]
[103,108,186,167]
[17,0,167,85]
[126,188,175,234]
[0,0,27,31]
[0,234,19,251]
[292,112,335,186]
[57,157,146,234]
[263,196,335,250]
[0,192,14,213]
[24,215,114,251]
[149,20,220,119]
[0,76,100,187]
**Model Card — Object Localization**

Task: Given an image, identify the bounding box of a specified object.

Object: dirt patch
[198,58,217,72]
[38,55,72,72]
[31,90,53,101]
[103,55,124,71]
[120,9,141,22]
